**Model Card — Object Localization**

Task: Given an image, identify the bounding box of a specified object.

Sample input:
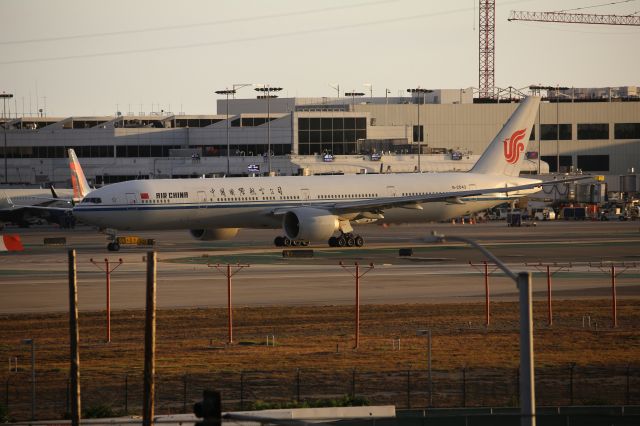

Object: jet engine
[189,228,239,241]
[283,208,339,241]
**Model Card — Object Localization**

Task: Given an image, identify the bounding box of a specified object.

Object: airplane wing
[8,204,72,211]
[321,175,594,216]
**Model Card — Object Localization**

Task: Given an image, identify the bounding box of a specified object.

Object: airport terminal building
[1,87,638,191]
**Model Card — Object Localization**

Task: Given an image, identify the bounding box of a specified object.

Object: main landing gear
[274,236,310,247]
[328,233,364,248]
[107,241,121,251]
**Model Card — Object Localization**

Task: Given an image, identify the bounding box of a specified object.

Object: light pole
[407,88,432,172]
[22,338,36,420]
[385,89,391,127]
[329,83,340,98]
[363,83,373,99]
[255,86,282,175]
[215,89,236,176]
[1,92,13,184]
[426,232,536,426]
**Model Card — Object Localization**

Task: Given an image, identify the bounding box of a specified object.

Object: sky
[1,0,639,117]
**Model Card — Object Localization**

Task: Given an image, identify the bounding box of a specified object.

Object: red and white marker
[0,235,24,251]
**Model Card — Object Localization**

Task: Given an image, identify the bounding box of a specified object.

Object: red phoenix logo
[503,128,527,164]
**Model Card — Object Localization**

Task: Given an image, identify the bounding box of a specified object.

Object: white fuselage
[73,173,540,231]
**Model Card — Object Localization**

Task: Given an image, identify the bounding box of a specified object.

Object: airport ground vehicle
[507,210,522,227]
[560,207,587,220]
[599,207,629,221]
[531,207,556,221]
[107,236,155,251]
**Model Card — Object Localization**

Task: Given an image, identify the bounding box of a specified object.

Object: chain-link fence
[2,365,638,421]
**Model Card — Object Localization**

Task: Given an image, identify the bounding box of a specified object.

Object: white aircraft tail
[470,96,540,177]
[68,149,91,200]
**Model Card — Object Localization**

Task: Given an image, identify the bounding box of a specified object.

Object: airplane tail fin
[68,149,91,201]
[470,96,540,177]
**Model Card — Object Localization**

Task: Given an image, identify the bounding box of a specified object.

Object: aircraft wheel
[346,236,355,247]
[112,242,120,251]
[328,237,338,247]
[354,235,364,247]
[107,243,114,251]
[274,236,284,247]
[337,236,346,247]
[283,237,292,247]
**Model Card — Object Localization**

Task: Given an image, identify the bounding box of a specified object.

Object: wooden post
[142,251,156,426]
[484,261,490,327]
[547,265,553,326]
[611,265,617,328]
[227,264,232,344]
[106,258,111,343]
[68,250,81,426]
[355,263,360,349]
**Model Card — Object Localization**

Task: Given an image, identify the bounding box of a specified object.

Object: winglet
[49,184,59,199]
[68,149,91,200]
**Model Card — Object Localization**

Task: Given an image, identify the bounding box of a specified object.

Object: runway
[0,221,639,313]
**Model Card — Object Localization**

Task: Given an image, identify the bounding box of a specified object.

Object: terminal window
[541,155,572,173]
[577,123,609,140]
[614,123,640,139]
[412,125,424,143]
[298,117,366,155]
[577,155,609,172]
[541,124,572,140]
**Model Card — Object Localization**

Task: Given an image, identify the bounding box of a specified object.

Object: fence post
[351,369,356,398]
[240,371,244,410]
[569,363,576,406]
[516,367,520,407]
[183,374,188,413]
[66,377,70,417]
[462,366,467,408]
[124,374,128,414]
[406,369,411,409]
[626,364,631,406]
[296,369,301,404]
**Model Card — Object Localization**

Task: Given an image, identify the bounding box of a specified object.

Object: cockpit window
[81,197,102,204]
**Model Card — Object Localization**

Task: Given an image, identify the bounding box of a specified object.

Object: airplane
[70,96,591,251]
[0,186,75,228]
[0,149,91,229]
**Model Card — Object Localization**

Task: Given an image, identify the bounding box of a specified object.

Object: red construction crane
[509,10,640,26]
